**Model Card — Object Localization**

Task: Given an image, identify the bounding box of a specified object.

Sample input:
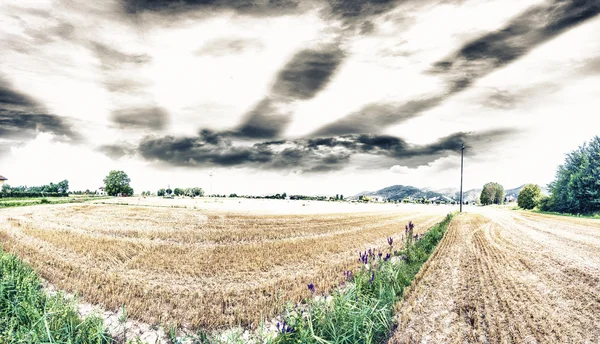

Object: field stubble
[388,209,600,343]
[0,202,446,330]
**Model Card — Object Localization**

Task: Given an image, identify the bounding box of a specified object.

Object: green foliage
[173,188,184,196]
[103,170,134,196]
[545,136,600,214]
[1,180,70,197]
[517,184,541,210]
[0,248,111,343]
[480,182,504,205]
[157,189,166,197]
[276,214,454,344]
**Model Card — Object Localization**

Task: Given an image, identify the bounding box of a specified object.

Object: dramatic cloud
[315,0,600,135]
[0,81,79,142]
[237,44,345,138]
[111,107,169,130]
[130,128,516,172]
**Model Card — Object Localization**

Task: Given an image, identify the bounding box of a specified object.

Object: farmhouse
[0,175,7,186]
[96,187,107,195]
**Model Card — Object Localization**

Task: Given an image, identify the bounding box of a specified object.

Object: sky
[0,0,599,196]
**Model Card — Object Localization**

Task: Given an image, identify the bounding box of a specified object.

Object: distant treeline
[0,192,68,198]
[1,180,70,198]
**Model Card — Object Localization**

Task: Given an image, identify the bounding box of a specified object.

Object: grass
[275,213,454,344]
[530,209,600,219]
[0,196,111,208]
[0,247,111,343]
[0,204,447,331]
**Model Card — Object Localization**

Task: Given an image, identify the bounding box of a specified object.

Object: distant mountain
[505,184,550,198]
[355,185,453,201]
[356,184,549,203]
[461,188,482,203]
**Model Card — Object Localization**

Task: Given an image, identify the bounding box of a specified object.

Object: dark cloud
[0,81,80,141]
[122,0,302,15]
[0,111,79,141]
[0,88,36,107]
[313,0,600,136]
[271,46,345,100]
[195,38,264,56]
[128,127,516,172]
[235,99,290,138]
[313,96,444,136]
[431,0,600,87]
[111,107,169,130]
[237,44,344,138]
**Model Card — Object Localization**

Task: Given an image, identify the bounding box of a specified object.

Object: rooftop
[0,176,7,180]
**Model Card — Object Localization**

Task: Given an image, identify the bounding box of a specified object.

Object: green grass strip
[275,213,455,344]
[0,247,112,343]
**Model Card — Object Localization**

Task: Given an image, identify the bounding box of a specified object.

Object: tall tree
[545,136,600,214]
[103,170,133,196]
[480,182,504,205]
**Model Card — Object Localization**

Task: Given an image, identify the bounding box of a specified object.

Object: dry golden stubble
[0,203,446,330]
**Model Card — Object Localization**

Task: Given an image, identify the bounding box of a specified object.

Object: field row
[388,210,600,343]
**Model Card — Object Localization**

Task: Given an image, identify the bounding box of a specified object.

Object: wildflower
[307,283,315,293]
[277,321,294,334]
[369,271,375,285]
[383,253,390,262]
[387,237,393,246]
[378,252,383,259]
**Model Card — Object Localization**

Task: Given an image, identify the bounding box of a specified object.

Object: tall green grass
[275,213,454,344]
[0,248,112,343]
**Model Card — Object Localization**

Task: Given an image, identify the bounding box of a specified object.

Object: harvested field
[388,210,600,344]
[0,201,447,330]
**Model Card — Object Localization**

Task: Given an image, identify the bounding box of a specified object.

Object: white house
[0,175,7,187]
[96,187,107,195]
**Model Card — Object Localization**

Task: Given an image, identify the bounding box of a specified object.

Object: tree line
[1,180,70,198]
[513,136,600,215]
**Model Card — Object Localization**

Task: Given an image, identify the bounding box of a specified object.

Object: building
[0,175,7,187]
[96,187,107,195]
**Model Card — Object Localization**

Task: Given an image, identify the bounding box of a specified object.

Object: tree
[340,194,344,200]
[480,182,504,205]
[157,188,165,197]
[166,188,172,195]
[174,188,184,196]
[57,180,69,194]
[518,184,542,210]
[103,170,133,196]
[545,136,600,214]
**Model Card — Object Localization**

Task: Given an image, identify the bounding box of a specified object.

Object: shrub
[517,184,541,210]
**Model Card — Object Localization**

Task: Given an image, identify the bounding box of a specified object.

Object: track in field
[388,210,600,344]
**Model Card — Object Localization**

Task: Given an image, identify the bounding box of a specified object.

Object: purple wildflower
[307,283,315,293]
[277,321,294,334]
[383,253,390,261]
[369,271,375,285]
[387,237,393,246]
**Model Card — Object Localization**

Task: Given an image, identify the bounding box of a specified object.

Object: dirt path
[388,210,600,344]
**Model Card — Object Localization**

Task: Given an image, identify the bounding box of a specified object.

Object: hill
[356,185,452,201]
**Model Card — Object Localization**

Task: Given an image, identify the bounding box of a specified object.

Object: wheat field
[388,210,600,343]
[0,202,446,330]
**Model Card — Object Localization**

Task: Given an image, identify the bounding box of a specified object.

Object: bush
[517,184,541,210]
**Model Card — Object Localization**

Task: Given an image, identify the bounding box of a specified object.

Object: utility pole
[460,143,465,213]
